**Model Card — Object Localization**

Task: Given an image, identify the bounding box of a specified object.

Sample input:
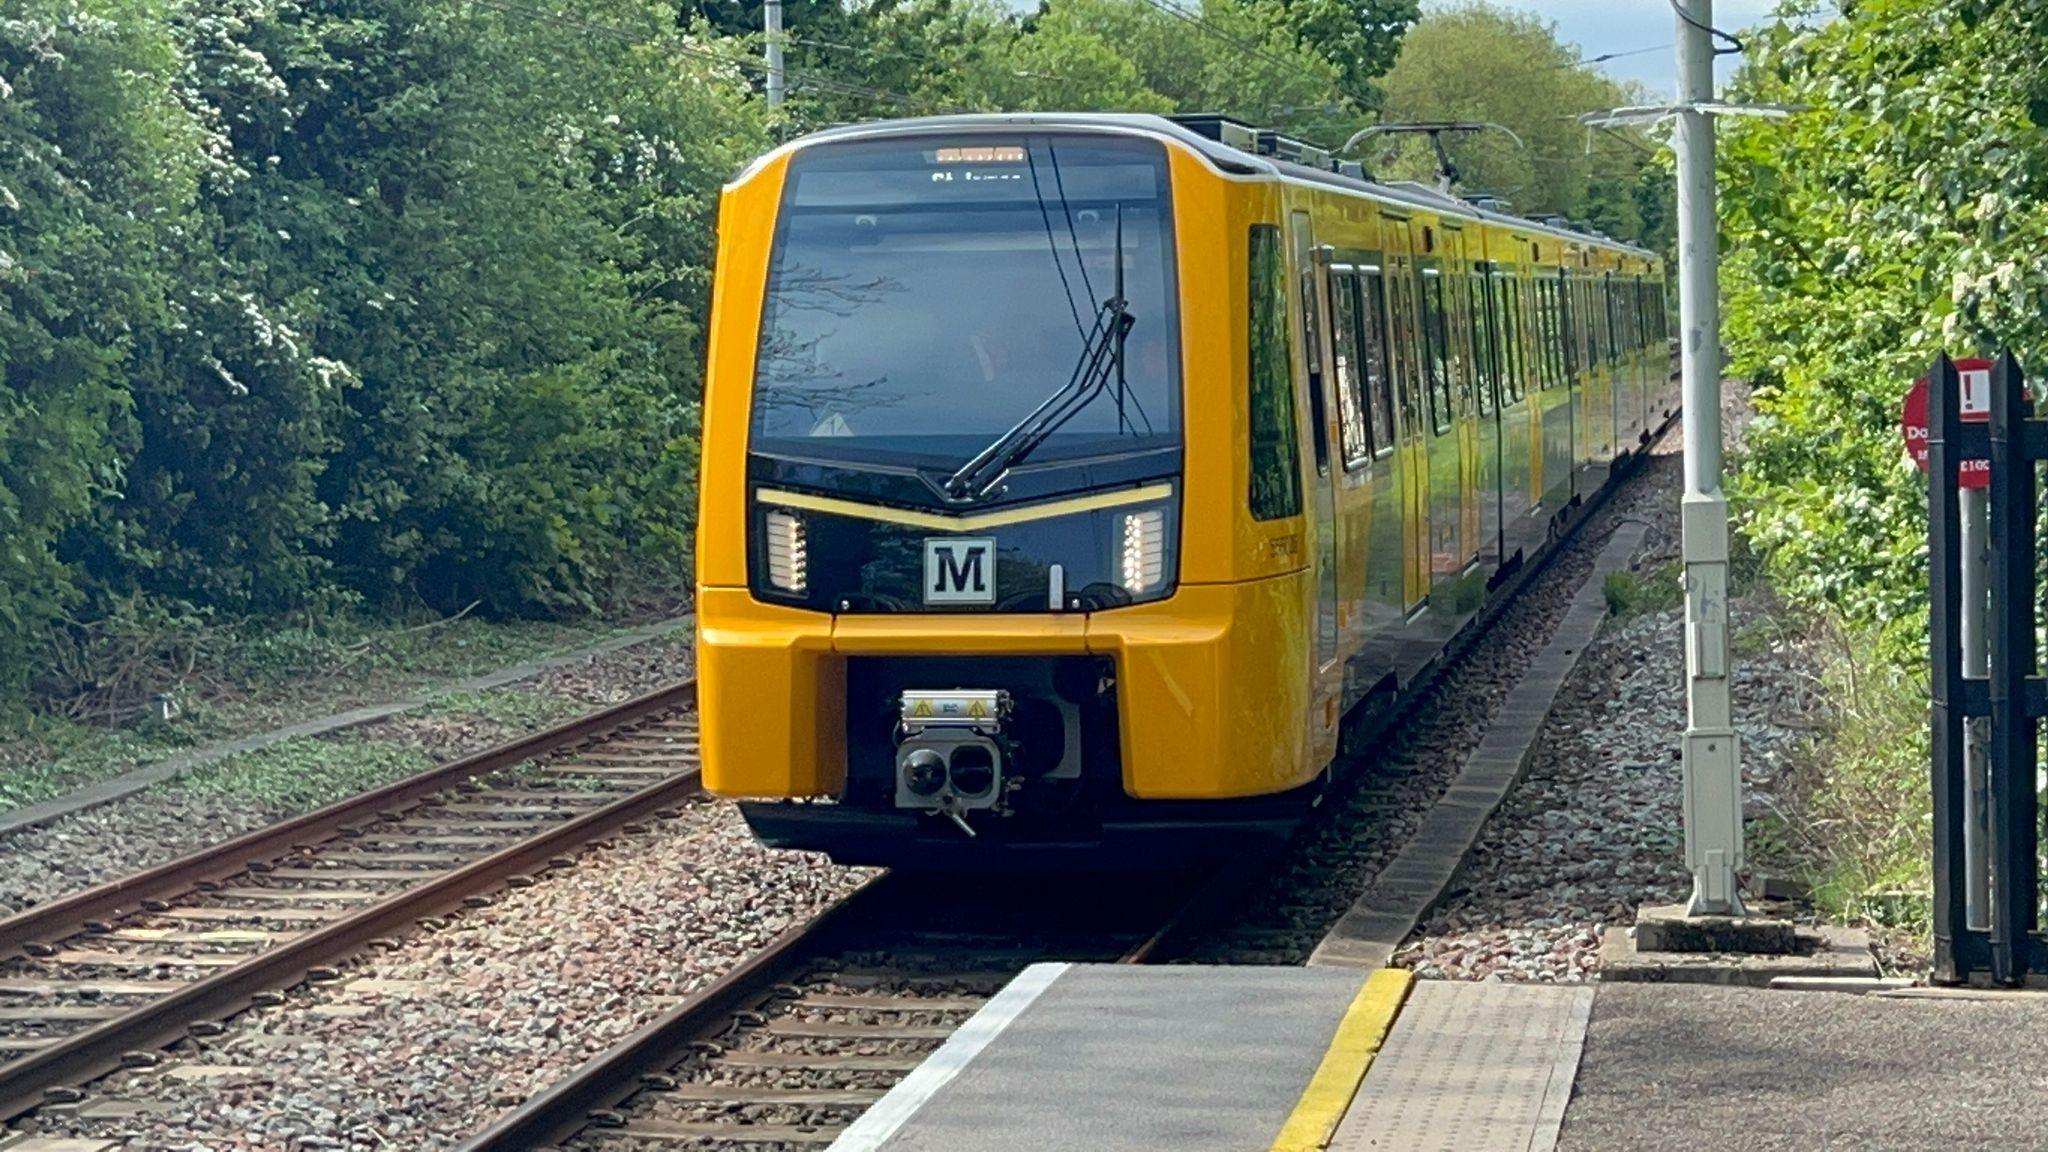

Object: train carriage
[695,113,1673,866]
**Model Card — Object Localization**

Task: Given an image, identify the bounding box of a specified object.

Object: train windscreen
[750,134,1180,484]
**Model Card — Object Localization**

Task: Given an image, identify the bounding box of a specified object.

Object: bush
[2,0,765,721]
[1723,2,2048,662]
[1777,620,1930,933]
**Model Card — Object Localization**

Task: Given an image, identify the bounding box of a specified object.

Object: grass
[0,609,687,815]
[419,689,588,730]
[0,713,232,811]
[178,736,435,812]
[171,686,603,812]
[1775,621,1932,936]
[1603,560,1684,619]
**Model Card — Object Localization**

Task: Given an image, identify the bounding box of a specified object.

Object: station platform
[826,962,2048,1152]
[825,962,1586,1152]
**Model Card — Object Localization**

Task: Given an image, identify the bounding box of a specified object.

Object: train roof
[750,112,1662,264]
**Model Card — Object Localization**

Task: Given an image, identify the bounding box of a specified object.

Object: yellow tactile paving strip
[1267,969,1415,1152]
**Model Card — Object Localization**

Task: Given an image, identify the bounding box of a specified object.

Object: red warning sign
[1902,357,1993,489]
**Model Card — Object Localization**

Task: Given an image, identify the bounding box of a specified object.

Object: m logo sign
[923,537,995,605]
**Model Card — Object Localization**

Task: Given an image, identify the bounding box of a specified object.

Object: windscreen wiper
[944,296,1134,502]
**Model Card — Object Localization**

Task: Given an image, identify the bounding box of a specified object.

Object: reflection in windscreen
[750,134,1180,471]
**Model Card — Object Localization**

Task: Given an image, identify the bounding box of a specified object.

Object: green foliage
[1374,2,1670,248]
[774,0,1404,138]
[1,0,763,719]
[1722,1,2048,660]
[180,734,432,810]
[1248,0,1414,108]
[1603,563,1683,619]
[1780,623,1931,932]
[421,688,586,732]
[1,2,201,702]
[2,0,1422,722]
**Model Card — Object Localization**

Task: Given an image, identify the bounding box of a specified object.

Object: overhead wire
[1133,0,1362,105]
[1546,43,1672,70]
[1664,0,1745,56]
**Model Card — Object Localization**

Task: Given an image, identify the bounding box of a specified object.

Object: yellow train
[695,113,1673,865]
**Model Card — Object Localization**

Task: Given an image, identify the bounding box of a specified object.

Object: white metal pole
[764,0,785,108]
[1674,0,1745,916]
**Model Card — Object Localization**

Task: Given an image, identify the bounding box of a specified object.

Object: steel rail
[455,875,894,1152]
[455,866,1229,1152]
[0,680,700,1123]
[0,678,697,957]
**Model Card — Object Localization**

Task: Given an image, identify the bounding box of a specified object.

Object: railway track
[0,679,701,1123]
[456,439,1673,1152]
[458,868,1224,1151]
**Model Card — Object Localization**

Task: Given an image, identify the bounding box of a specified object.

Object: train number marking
[924,538,995,605]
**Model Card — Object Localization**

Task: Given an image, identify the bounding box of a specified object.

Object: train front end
[696,117,1317,866]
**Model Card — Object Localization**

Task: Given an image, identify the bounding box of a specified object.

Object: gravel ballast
[11,799,866,1150]
[1394,416,1823,982]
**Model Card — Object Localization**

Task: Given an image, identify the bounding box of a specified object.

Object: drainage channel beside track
[0,680,701,1125]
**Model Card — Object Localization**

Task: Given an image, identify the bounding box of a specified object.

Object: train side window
[1329,272,1372,469]
[1469,272,1495,416]
[1248,225,1302,521]
[1389,271,1422,434]
[1583,279,1599,372]
[1360,270,1397,458]
[1600,277,1613,365]
[1543,280,1565,389]
[1496,275,1523,404]
[1420,270,1452,436]
[1559,278,1577,378]
[1601,277,1617,366]
[1291,212,1329,476]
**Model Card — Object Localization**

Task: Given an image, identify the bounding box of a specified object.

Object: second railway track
[0,678,703,1122]
[459,868,1225,1152]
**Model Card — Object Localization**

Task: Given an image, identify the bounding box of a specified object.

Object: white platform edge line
[826,962,1071,1152]
[1525,987,1596,1152]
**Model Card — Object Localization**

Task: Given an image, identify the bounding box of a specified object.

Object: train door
[1604,271,1626,452]
[1380,216,1429,612]
[1594,272,1615,461]
[1536,272,1573,511]
[1289,210,1342,749]
[1470,261,1504,570]
[1418,254,1463,583]
[1440,225,1482,573]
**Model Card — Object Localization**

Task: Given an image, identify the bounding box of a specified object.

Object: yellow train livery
[694,113,1673,866]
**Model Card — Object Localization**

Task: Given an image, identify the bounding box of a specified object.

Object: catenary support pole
[1674,0,1744,916]
[764,0,785,108]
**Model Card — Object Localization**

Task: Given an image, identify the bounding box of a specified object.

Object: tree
[1249,0,1414,109]
[1720,0,2048,655]
[1,0,206,698]
[1372,2,1668,248]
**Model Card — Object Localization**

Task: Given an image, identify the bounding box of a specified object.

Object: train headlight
[1119,508,1165,594]
[764,509,808,594]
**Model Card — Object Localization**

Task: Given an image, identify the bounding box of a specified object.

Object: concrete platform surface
[1561,983,2048,1150]
[828,963,1401,1152]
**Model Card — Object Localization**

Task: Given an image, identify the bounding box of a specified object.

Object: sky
[1494,1,1784,97]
